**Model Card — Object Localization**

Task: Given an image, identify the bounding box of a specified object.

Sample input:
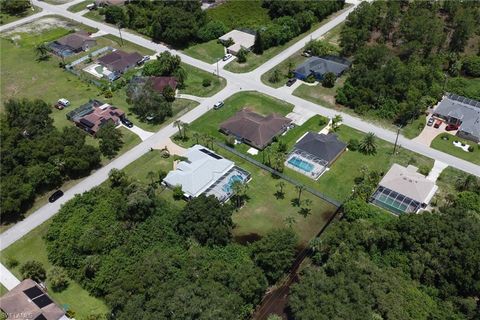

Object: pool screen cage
[370,186,422,215]
[204,166,251,203]
[285,149,328,180]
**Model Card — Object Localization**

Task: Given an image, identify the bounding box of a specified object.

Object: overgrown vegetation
[336,0,480,126]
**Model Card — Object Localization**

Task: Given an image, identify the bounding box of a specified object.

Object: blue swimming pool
[288,156,314,172]
[222,174,245,193]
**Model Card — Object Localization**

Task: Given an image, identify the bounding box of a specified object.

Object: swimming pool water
[288,156,314,172]
[222,174,244,193]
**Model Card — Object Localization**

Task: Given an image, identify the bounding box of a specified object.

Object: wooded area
[336,0,480,126]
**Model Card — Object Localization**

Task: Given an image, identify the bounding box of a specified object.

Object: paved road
[1,0,479,251]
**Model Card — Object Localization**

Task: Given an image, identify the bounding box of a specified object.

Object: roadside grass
[122,148,336,245]
[261,50,308,88]
[434,166,471,208]
[430,134,480,165]
[322,21,344,45]
[206,0,271,30]
[183,39,225,64]
[96,34,155,56]
[0,6,41,25]
[67,0,94,13]
[0,222,109,318]
[224,4,352,73]
[83,8,104,22]
[403,116,426,139]
[180,63,226,97]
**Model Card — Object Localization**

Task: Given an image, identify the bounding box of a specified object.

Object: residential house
[163,145,250,202]
[66,99,125,136]
[220,108,292,150]
[286,132,347,179]
[49,31,96,57]
[433,93,480,142]
[370,164,438,215]
[219,30,256,55]
[294,55,351,81]
[97,50,143,75]
[0,279,68,320]
[130,76,178,93]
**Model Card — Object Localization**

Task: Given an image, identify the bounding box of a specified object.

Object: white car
[57,98,70,107]
[222,54,233,62]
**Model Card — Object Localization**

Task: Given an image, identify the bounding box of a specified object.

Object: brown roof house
[66,99,125,136]
[97,50,143,74]
[130,76,178,93]
[0,279,67,320]
[56,31,96,53]
[220,108,292,150]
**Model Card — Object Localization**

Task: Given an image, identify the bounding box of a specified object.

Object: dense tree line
[290,175,480,320]
[336,0,480,125]
[0,99,101,221]
[254,0,345,53]
[0,0,30,16]
[45,170,298,318]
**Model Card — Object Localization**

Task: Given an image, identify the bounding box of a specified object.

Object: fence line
[216,143,342,208]
[66,46,113,68]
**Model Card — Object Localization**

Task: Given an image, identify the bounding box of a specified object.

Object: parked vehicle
[213,101,225,110]
[86,3,96,10]
[445,124,459,131]
[137,56,150,65]
[121,118,133,128]
[286,78,297,87]
[427,117,434,126]
[49,190,64,203]
[434,119,442,128]
[57,98,70,107]
[54,103,64,110]
[146,115,155,121]
[222,54,233,62]
[301,51,312,57]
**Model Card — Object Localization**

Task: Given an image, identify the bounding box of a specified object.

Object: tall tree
[97,122,123,159]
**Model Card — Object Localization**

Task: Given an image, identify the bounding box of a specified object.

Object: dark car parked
[49,190,64,203]
[121,118,133,128]
[286,78,297,87]
[445,124,459,131]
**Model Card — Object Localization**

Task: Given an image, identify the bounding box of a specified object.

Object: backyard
[0,222,109,318]
[183,39,225,64]
[431,134,480,165]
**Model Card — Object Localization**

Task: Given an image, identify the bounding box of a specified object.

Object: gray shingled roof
[293,132,347,164]
[295,56,351,77]
[435,94,480,140]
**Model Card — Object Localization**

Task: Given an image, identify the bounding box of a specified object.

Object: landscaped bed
[431,134,480,165]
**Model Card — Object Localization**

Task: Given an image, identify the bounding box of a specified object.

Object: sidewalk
[0,263,20,291]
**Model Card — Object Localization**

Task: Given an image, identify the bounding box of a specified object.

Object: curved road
[0,0,479,251]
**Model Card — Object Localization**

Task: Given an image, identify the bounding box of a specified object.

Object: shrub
[348,138,360,151]
[305,74,316,83]
[419,165,430,176]
[441,134,449,140]
[202,78,212,87]
[48,266,69,292]
[468,146,474,152]
[104,90,113,98]
[462,55,480,77]
[5,257,19,269]
[197,20,228,42]
[162,85,176,102]
[322,72,336,88]
[172,185,183,200]
[225,135,235,147]
[318,117,327,126]
[268,69,281,83]
[237,48,248,63]
[20,261,46,282]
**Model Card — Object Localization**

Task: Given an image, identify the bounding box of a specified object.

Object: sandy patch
[1,17,78,37]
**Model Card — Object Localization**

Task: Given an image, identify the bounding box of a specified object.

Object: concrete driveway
[121,124,154,141]
[413,119,446,146]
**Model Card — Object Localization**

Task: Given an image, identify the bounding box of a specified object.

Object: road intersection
[0,0,479,251]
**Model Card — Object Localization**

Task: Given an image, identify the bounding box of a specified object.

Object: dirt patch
[1,17,77,37]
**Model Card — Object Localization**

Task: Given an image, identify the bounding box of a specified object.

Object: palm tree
[359,132,377,155]
[173,120,183,138]
[284,216,296,228]
[331,114,343,131]
[34,43,49,61]
[295,185,305,205]
[299,199,313,217]
[276,181,285,196]
[147,171,156,188]
[181,122,190,140]
[232,181,248,208]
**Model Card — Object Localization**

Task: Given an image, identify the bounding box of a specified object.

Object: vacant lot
[0,6,41,25]
[0,222,109,318]
[206,0,271,30]
[183,39,225,64]
[180,63,227,97]
[431,134,480,165]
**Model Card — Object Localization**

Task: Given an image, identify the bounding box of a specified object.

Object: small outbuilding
[219,30,256,55]
[294,55,351,81]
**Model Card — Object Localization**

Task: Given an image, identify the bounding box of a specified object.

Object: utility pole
[216,58,220,78]
[117,23,124,46]
[393,125,401,155]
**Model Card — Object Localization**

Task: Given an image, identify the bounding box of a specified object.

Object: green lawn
[322,21,344,45]
[431,134,480,165]
[96,34,155,56]
[180,63,227,97]
[0,6,41,25]
[292,75,346,109]
[403,116,426,139]
[0,284,8,296]
[122,149,336,245]
[83,8,104,22]
[224,4,352,73]
[206,0,271,30]
[67,0,94,12]
[0,222,109,317]
[183,39,225,64]
[261,50,308,88]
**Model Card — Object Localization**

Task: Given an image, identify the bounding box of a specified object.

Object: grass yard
[206,0,271,30]
[434,166,471,208]
[96,34,155,56]
[67,0,94,13]
[83,8,104,22]
[180,63,226,97]
[261,50,308,88]
[403,116,426,139]
[0,6,41,25]
[0,222,109,318]
[322,21,344,45]
[224,4,352,73]
[430,134,480,165]
[0,284,8,296]
[292,75,347,110]
[183,39,225,64]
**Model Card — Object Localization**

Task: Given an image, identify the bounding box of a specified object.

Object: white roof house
[163,145,234,198]
[371,164,438,214]
[219,30,256,55]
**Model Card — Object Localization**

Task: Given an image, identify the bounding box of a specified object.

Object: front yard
[431,134,480,165]
[261,50,308,88]
[0,222,109,318]
[183,39,225,64]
